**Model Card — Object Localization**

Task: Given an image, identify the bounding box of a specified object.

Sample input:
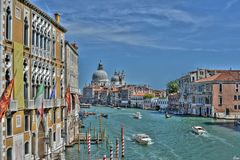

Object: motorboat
[133,112,142,119]
[117,107,121,110]
[102,114,108,119]
[133,134,152,145]
[192,126,206,135]
[165,112,172,118]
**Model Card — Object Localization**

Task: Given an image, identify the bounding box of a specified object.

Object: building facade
[64,42,79,146]
[190,72,240,118]
[177,69,240,114]
[0,0,80,159]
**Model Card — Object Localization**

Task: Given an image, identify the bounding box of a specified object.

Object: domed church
[91,62,109,86]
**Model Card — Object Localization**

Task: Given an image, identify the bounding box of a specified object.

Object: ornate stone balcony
[43,99,53,108]
[24,100,35,109]
[9,100,17,111]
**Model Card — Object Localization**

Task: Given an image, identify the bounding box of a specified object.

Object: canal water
[65,106,240,160]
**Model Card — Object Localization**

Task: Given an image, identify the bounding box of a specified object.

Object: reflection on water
[66,106,240,160]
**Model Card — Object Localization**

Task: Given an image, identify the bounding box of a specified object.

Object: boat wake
[233,156,240,160]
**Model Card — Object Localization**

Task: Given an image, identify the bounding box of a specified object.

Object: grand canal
[66,106,240,160]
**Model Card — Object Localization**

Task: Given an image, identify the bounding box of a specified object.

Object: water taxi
[133,112,142,119]
[133,134,152,145]
[192,126,206,135]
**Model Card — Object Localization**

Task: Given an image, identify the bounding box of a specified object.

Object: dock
[65,133,103,147]
[80,103,91,108]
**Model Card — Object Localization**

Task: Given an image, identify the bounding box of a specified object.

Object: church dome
[92,62,109,84]
[111,71,119,82]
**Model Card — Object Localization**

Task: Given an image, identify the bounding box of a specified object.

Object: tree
[143,94,154,99]
[167,81,179,94]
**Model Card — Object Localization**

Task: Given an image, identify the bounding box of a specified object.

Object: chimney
[71,43,78,50]
[54,12,60,23]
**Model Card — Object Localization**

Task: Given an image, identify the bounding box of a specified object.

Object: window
[53,110,56,123]
[218,96,222,106]
[24,142,29,155]
[53,132,56,142]
[236,84,239,92]
[192,77,195,82]
[234,95,237,101]
[7,148,12,160]
[32,29,35,46]
[24,17,29,46]
[52,40,56,57]
[238,105,240,110]
[234,105,237,110]
[25,115,29,131]
[6,7,11,40]
[60,41,63,61]
[36,31,39,47]
[219,84,222,93]
[238,95,240,100]
[61,108,64,121]
[7,117,12,136]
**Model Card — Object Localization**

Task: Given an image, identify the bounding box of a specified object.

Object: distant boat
[132,134,152,145]
[133,112,142,119]
[117,107,121,110]
[165,112,172,118]
[192,126,206,135]
[102,114,108,119]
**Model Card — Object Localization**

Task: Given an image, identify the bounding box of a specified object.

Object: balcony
[9,100,17,111]
[24,100,35,109]
[191,103,212,107]
[61,99,65,106]
[55,99,61,107]
[43,99,53,108]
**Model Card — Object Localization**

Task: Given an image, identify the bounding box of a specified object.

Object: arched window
[32,23,35,46]
[24,142,29,155]
[7,147,12,160]
[23,59,29,99]
[24,17,29,46]
[6,7,11,40]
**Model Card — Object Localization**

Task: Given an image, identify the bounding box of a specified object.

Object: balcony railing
[191,103,211,107]
[61,99,65,106]
[55,99,61,107]
[9,100,17,111]
[43,99,53,108]
[24,100,35,109]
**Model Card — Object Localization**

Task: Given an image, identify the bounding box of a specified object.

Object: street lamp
[44,135,49,160]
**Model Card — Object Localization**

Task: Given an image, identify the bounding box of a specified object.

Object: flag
[49,84,56,99]
[65,85,71,113]
[35,84,44,118]
[39,101,44,119]
[0,79,14,121]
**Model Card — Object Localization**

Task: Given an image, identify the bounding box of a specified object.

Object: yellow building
[0,0,69,159]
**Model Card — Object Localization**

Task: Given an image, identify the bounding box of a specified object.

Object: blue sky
[32,0,240,90]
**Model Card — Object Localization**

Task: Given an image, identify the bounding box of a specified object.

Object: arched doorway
[38,120,45,159]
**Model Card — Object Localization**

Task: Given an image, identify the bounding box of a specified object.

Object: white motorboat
[133,112,142,119]
[133,134,152,145]
[192,126,206,135]
[117,107,121,110]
